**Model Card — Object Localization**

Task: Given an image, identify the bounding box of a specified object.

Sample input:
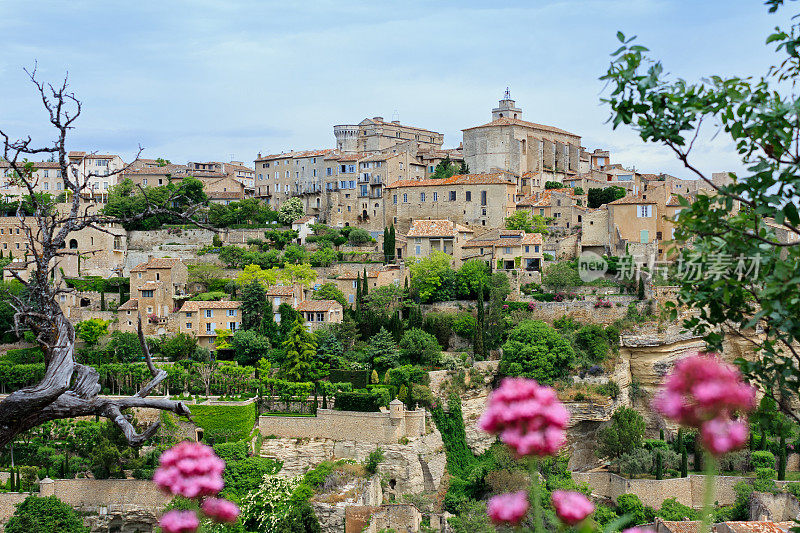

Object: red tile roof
[266,285,295,297]
[296,300,342,312]
[131,257,183,271]
[385,173,514,189]
[118,298,139,311]
[462,116,579,138]
[608,194,656,205]
[256,149,335,162]
[463,229,543,248]
[179,300,241,312]
[405,219,474,238]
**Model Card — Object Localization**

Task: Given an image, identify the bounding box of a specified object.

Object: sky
[0,0,794,178]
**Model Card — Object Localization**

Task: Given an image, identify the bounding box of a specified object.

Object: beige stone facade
[462,229,544,272]
[330,267,403,307]
[117,257,188,334]
[385,173,517,234]
[295,299,343,330]
[333,116,443,153]
[177,299,241,348]
[403,219,474,266]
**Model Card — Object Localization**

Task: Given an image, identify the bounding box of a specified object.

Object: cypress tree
[100,290,106,311]
[403,276,409,292]
[680,446,688,478]
[694,447,702,472]
[655,450,663,480]
[383,227,390,263]
[362,267,369,297]
[660,428,664,441]
[389,225,396,262]
[760,428,767,450]
[749,431,755,451]
[778,434,787,480]
[475,280,486,358]
[355,274,362,313]
[322,387,328,410]
[637,277,645,300]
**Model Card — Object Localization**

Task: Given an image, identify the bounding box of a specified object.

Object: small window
[466,191,472,202]
[205,309,213,318]
[449,191,456,201]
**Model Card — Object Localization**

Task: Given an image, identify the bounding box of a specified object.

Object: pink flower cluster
[487,491,529,525]
[653,353,755,456]
[479,377,570,457]
[551,490,594,525]
[153,442,240,533]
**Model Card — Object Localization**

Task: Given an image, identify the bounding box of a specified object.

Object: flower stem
[699,452,717,533]
[530,457,543,533]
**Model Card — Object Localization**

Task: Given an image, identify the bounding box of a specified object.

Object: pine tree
[655,450,663,480]
[281,318,317,382]
[366,327,400,371]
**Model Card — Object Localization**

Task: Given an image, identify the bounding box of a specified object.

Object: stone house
[177,300,241,349]
[295,300,343,330]
[117,257,189,335]
[292,215,317,245]
[266,284,304,318]
[462,229,544,272]
[403,219,474,266]
[67,151,126,200]
[0,160,64,197]
[461,91,582,196]
[330,268,403,307]
[333,116,443,154]
[516,188,586,231]
[384,173,517,234]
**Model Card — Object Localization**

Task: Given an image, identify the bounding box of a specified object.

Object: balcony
[372,176,382,185]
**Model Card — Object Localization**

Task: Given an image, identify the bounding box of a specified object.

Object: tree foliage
[587,186,626,208]
[505,210,549,234]
[6,496,88,533]
[499,320,574,383]
[597,406,646,459]
[409,250,455,303]
[277,197,304,225]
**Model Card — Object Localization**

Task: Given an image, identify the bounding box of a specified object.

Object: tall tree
[602,4,800,422]
[281,318,317,382]
[240,280,268,331]
[475,279,486,358]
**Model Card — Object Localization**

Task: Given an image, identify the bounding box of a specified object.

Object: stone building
[330,267,404,307]
[384,173,517,234]
[462,229,544,272]
[295,300,343,330]
[333,117,443,153]
[117,257,189,335]
[403,219,474,266]
[462,91,582,194]
[516,188,586,231]
[67,151,126,201]
[177,300,241,349]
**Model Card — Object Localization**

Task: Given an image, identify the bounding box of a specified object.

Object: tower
[492,87,523,121]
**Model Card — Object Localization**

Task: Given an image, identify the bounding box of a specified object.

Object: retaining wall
[259,408,426,444]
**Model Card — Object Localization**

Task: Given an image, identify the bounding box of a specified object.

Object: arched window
[68,239,78,249]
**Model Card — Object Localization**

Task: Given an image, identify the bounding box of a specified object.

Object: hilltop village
[0,93,797,533]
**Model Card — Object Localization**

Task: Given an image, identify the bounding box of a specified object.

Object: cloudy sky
[0,1,793,177]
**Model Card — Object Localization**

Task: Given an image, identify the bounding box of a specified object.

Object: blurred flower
[159,510,199,533]
[201,497,240,523]
[551,490,594,525]
[487,491,529,525]
[479,377,569,456]
[653,352,755,427]
[700,417,749,456]
[153,441,225,499]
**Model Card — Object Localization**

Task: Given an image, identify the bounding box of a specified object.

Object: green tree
[74,318,108,346]
[309,245,337,267]
[399,328,441,366]
[499,320,575,383]
[409,250,456,303]
[474,279,486,358]
[542,261,582,292]
[312,282,347,308]
[455,259,490,300]
[383,225,396,262]
[348,228,372,246]
[281,318,317,382]
[366,327,400,371]
[505,210,549,234]
[277,197,304,225]
[431,155,460,179]
[283,244,309,265]
[104,331,143,363]
[602,12,800,423]
[6,496,88,533]
[160,333,200,361]
[230,329,271,367]
[240,280,269,331]
[587,186,626,208]
[597,406,646,459]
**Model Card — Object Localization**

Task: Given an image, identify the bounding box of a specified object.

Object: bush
[574,324,611,363]
[334,391,383,412]
[348,228,372,245]
[598,406,645,459]
[616,493,655,526]
[751,450,775,470]
[364,448,384,474]
[6,495,88,533]
[399,328,442,366]
[213,441,249,464]
[657,497,699,521]
[499,320,574,384]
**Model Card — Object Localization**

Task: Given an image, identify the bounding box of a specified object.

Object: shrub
[751,450,775,470]
[596,380,620,399]
[616,493,655,526]
[399,328,442,366]
[598,406,645,459]
[213,441,249,464]
[499,320,574,384]
[334,391,383,412]
[348,228,372,245]
[5,495,88,533]
[575,324,611,363]
[451,313,477,340]
[657,497,699,521]
[364,448,384,474]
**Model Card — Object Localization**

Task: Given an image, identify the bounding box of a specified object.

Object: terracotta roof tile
[256,149,335,161]
[139,281,161,290]
[405,219,474,238]
[386,172,514,189]
[131,257,182,271]
[293,215,316,224]
[462,229,543,249]
[296,300,342,312]
[338,270,380,280]
[462,116,580,138]
[266,285,295,296]
[178,300,241,312]
[608,194,656,205]
[117,298,139,311]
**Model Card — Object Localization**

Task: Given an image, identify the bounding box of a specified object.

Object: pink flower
[478,377,569,456]
[551,490,594,526]
[201,498,240,523]
[652,353,755,428]
[159,510,200,533]
[487,491,529,525]
[700,417,749,456]
[153,441,226,499]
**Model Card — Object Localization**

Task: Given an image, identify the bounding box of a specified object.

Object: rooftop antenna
[392,109,400,122]
[504,87,511,100]
[229,153,235,162]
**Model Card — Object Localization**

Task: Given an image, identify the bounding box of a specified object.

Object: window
[637,205,653,218]
[416,245,421,255]
[403,193,408,203]
[348,165,356,173]
[143,179,147,185]
[206,323,213,333]
[640,229,649,243]
[229,321,237,330]
[535,245,540,253]
[43,170,49,178]
[449,191,456,201]
[205,309,213,318]
[466,191,472,202]
[326,167,332,176]
[525,246,530,253]
[393,194,397,204]
[481,190,487,205]
[44,182,49,190]
[420,193,426,202]
[227,309,237,316]
[142,290,154,297]
[504,247,511,254]
[186,322,191,329]
[348,294,354,303]
[186,312,193,318]
[432,192,438,201]
[316,312,325,322]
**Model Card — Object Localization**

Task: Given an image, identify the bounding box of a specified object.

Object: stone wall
[258,408,426,444]
[749,491,800,522]
[39,478,171,512]
[362,504,422,533]
[522,298,639,325]
[573,472,795,510]
[0,492,31,526]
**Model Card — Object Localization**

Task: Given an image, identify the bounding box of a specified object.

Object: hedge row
[333,389,390,412]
